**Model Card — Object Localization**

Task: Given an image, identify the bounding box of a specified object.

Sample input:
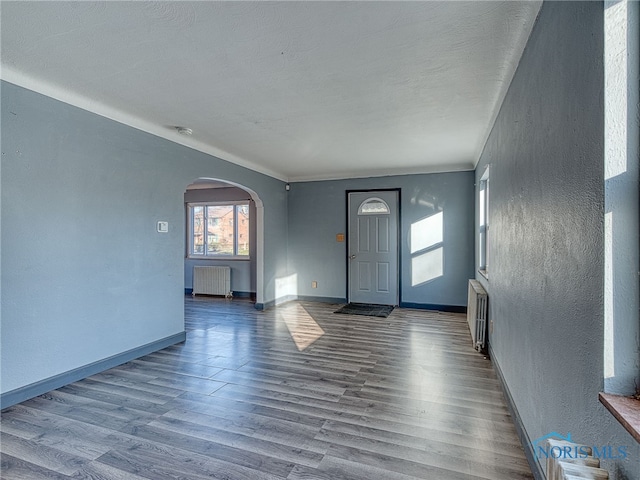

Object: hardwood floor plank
[1,297,532,479]
[119,423,296,477]
[239,359,364,382]
[287,456,423,480]
[197,355,252,370]
[349,380,507,407]
[163,407,257,437]
[292,451,485,480]
[321,418,528,459]
[71,378,176,405]
[21,391,157,431]
[130,358,223,379]
[143,349,214,364]
[316,427,533,479]
[55,384,171,416]
[211,383,368,423]
[174,390,328,428]
[0,405,133,460]
[360,371,501,391]
[96,439,288,480]
[146,373,227,395]
[85,371,184,398]
[163,396,325,450]
[69,460,150,480]
[1,452,72,480]
[147,415,325,468]
[257,350,367,373]
[212,368,344,402]
[0,414,46,441]
[337,391,514,424]
[323,444,489,480]
[162,408,331,455]
[0,432,88,476]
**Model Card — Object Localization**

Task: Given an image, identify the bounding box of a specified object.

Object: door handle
[349,255,357,260]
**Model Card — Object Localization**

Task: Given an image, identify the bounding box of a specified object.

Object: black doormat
[334,303,395,318]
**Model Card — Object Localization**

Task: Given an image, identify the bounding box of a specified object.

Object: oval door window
[358,197,390,215]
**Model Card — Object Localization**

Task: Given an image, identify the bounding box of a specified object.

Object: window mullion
[189,206,193,256]
[203,206,209,257]
[233,206,238,256]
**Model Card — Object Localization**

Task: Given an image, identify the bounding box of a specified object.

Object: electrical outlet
[311,281,318,289]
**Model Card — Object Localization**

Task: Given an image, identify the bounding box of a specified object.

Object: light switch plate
[157,221,169,233]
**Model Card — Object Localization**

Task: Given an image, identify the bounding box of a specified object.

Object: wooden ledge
[599,392,640,444]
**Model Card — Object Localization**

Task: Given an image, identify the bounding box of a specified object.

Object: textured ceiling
[1,1,541,182]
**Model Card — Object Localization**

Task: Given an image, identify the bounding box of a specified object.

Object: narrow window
[479,168,490,274]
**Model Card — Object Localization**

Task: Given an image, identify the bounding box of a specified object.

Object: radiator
[546,439,609,480]
[192,266,232,297]
[467,279,488,352]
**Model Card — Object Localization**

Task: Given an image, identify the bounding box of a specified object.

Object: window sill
[599,392,640,444]
[478,269,489,280]
[187,256,250,261]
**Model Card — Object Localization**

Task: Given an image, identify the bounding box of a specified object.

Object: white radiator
[546,439,609,480]
[467,279,488,352]
[192,266,232,297]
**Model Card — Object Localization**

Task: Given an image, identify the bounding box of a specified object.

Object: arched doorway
[184,178,264,306]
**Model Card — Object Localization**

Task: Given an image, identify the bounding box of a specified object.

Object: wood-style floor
[1,297,533,479]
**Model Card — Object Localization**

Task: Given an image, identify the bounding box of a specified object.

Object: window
[478,167,489,274]
[188,202,250,258]
[600,0,640,439]
[358,198,390,215]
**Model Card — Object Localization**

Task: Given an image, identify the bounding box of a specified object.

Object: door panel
[358,262,371,292]
[377,263,390,292]
[348,191,398,305]
[377,218,389,252]
[358,217,370,252]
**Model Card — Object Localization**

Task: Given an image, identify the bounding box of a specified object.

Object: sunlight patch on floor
[279,304,325,351]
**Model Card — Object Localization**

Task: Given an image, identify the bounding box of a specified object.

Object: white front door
[348,191,399,305]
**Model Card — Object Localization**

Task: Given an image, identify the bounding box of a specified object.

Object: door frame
[187,177,264,307]
[345,188,401,305]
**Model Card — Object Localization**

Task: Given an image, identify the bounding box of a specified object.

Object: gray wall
[184,187,257,294]
[288,172,475,306]
[474,2,639,478]
[1,81,288,395]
